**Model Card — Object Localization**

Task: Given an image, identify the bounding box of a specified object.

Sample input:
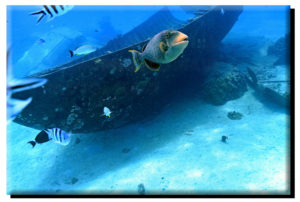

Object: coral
[137,77,151,89]
[115,87,127,97]
[227,111,243,120]
[121,58,132,67]
[137,184,145,195]
[202,68,247,105]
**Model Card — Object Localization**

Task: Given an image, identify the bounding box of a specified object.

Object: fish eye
[166,31,171,39]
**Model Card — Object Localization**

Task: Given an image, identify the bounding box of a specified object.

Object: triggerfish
[128,30,189,72]
[69,45,97,57]
[28,128,71,148]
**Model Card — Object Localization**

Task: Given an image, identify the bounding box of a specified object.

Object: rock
[71,177,78,185]
[122,148,131,153]
[268,34,290,66]
[221,135,228,143]
[227,111,243,120]
[137,183,145,195]
[202,63,247,105]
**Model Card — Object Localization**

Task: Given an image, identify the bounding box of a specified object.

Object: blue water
[7,5,291,195]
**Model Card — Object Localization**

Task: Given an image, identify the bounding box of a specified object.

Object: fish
[221,8,225,15]
[193,10,208,16]
[28,128,71,148]
[221,136,228,143]
[6,50,48,123]
[69,45,97,57]
[7,97,32,123]
[7,78,47,123]
[103,106,111,117]
[30,5,74,24]
[38,38,46,44]
[128,30,189,72]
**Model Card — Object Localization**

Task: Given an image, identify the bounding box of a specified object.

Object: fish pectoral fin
[128,50,143,72]
[142,43,147,52]
[144,59,160,71]
[159,41,168,53]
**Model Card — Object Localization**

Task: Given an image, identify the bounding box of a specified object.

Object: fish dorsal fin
[144,59,160,71]
[142,43,147,52]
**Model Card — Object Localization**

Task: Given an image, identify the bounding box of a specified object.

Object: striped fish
[28,128,71,148]
[30,5,74,24]
[45,128,71,146]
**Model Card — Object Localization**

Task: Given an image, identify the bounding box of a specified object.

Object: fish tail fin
[69,50,74,57]
[30,10,46,24]
[28,141,36,148]
[128,50,143,72]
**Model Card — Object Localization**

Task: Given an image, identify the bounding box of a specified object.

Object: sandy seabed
[7,89,290,195]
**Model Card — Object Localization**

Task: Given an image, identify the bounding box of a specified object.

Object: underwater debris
[221,136,228,143]
[227,111,243,120]
[245,67,289,108]
[128,30,189,72]
[71,177,79,185]
[247,67,258,86]
[12,6,244,133]
[137,183,145,195]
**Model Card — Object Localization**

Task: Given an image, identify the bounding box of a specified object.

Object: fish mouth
[174,33,189,45]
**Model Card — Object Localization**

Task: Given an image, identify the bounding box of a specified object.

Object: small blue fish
[30,5,74,24]
[103,106,112,117]
[28,128,71,148]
